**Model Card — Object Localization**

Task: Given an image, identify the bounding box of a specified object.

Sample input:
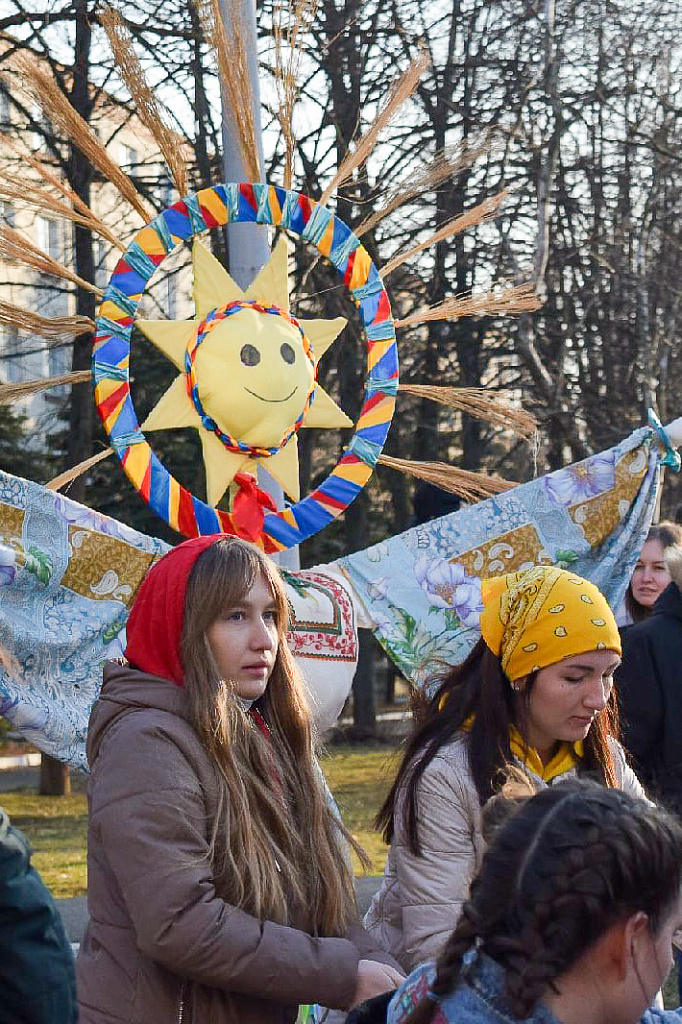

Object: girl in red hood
[76,535,402,1024]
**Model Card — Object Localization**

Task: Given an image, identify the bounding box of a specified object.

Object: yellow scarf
[480,566,621,682]
[509,724,583,783]
[460,714,582,783]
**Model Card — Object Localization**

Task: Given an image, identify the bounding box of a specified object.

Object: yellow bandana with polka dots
[480,566,621,682]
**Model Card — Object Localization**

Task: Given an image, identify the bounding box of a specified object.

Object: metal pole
[219,0,269,286]
[218,0,299,567]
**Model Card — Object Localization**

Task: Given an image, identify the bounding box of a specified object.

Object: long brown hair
[376,638,619,856]
[405,780,682,1023]
[180,538,360,935]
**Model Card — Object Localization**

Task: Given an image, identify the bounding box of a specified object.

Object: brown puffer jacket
[77,662,393,1024]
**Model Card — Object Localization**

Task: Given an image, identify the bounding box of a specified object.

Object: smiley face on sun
[136,235,352,506]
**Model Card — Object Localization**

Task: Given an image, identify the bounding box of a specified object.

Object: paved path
[0,765,43,790]
[56,897,89,944]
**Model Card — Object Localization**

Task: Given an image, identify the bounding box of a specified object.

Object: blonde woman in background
[620,522,682,626]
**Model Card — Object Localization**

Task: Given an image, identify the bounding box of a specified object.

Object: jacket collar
[508,725,582,783]
[461,716,582,784]
[441,952,563,1024]
[652,581,682,623]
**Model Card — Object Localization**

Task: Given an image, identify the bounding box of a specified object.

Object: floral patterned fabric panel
[0,474,169,768]
[336,428,659,688]
[0,471,359,766]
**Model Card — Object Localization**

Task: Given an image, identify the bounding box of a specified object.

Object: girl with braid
[365,566,644,972]
[386,780,682,1024]
[77,535,402,1024]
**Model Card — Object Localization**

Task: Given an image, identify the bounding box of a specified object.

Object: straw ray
[381,190,510,277]
[356,141,490,239]
[2,141,126,252]
[197,0,261,181]
[46,447,114,492]
[319,51,430,207]
[273,0,318,189]
[399,384,537,439]
[0,369,92,406]
[378,453,515,502]
[0,301,94,339]
[10,51,151,222]
[0,174,125,252]
[394,283,541,329]
[0,225,103,298]
[101,7,188,197]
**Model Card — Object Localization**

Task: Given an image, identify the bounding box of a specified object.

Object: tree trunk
[50,0,95,793]
[39,754,71,796]
[351,629,377,738]
[65,0,96,507]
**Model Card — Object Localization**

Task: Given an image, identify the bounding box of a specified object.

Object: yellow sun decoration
[138,235,351,507]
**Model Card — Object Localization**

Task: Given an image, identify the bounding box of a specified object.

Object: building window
[95,237,108,290]
[48,340,72,379]
[120,144,139,172]
[32,106,54,150]
[1,200,15,228]
[156,168,172,208]
[0,85,10,130]
[36,216,61,260]
[3,326,21,383]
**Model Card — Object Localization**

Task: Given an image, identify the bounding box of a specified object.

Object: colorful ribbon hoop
[93,183,398,552]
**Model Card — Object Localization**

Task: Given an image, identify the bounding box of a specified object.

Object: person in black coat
[0,805,78,1023]
[616,546,682,817]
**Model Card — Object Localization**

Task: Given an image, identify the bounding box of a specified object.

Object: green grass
[663,968,679,1010]
[320,744,401,876]
[0,744,399,896]
[0,791,88,896]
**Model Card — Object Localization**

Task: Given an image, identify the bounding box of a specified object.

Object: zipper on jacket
[177,981,186,1024]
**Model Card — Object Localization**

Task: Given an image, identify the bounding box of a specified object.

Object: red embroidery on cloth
[250,706,271,740]
[284,571,358,661]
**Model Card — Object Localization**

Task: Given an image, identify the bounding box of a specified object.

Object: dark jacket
[616,581,682,815]
[0,806,77,1024]
[77,662,394,1024]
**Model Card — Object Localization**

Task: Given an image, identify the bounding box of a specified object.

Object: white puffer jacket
[364,735,645,973]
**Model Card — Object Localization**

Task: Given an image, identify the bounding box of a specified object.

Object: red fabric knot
[232,473,278,543]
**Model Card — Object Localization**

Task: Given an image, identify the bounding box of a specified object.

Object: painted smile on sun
[137,236,351,507]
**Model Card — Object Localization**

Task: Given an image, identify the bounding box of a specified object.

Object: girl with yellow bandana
[364,565,645,975]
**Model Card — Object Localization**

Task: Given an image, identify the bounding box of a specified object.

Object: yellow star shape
[137,235,351,507]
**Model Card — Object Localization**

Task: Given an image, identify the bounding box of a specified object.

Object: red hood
[124,534,226,685]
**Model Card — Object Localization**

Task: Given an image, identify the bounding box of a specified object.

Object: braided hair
[405,779,682,1023]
